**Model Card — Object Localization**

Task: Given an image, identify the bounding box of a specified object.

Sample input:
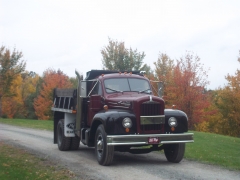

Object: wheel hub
[97,135,103,156]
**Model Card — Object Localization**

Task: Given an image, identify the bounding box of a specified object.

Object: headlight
[122,117,132,128]
[168,117,178,127]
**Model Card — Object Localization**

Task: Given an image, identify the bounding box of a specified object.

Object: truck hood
[105,92,164,109]
[106,92,152,101]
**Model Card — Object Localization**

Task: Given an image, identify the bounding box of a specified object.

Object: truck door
[87,81,103,126]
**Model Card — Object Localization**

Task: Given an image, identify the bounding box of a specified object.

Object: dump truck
[52,70,194,166]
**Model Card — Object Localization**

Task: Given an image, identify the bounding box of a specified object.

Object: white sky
[1,0,240,90]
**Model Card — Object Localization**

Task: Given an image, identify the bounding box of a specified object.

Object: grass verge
[0,118,53,131]
[0,141,75,180]
[185,131,240,171]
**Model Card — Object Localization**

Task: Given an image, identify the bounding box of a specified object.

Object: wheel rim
[58,126,63,144]
[96,133,104,158]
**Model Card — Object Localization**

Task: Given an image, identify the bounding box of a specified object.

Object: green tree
[69,75,83,89]
[21,71,41,119]
[153,53,174,98]
[154,53,174,84]
[0,46,26,117]
[101,38,151,73]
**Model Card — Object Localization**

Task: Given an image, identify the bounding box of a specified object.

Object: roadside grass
[1,118,240,171]
[0,142,75,180]
[0,118,53,131]
[185,131,240,171]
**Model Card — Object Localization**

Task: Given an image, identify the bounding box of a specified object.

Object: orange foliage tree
[155,52,211,129]
[34,69,73,120]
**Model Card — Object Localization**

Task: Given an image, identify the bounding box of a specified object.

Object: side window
[98,81,103,95]
[91,81,102,96]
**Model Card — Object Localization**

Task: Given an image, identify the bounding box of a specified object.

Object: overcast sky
[1,0,240,90]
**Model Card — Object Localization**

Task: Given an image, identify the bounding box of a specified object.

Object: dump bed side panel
[53,88,77,110]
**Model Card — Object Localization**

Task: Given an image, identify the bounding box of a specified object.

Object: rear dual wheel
[57,119,80,151]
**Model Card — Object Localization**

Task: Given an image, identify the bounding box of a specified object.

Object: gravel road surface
[0,123,239,180]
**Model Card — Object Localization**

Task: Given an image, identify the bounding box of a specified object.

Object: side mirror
[157,82,164,98]
[80,81,87,97]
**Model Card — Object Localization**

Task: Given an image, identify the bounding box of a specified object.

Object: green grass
[185,131,240,170]
[0,142,74,180]
[0,118,53,131]
[0,118,240,171]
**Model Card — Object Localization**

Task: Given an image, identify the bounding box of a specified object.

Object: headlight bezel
[168,117,178,127]
[122,117,132,128]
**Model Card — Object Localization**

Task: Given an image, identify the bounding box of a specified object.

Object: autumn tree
[21,71,40,119]
[34,69,73,120]
[1,74,24,118]
[101,38,151,73]
[69,76,81,89]
[153,53,174,98]
[212,54,240,137]
[0,46,26,117]
[154,53,174,84]
[155,52,210,129]
[194,90,222,133]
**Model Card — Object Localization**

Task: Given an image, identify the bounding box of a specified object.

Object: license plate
[148,137,159,144]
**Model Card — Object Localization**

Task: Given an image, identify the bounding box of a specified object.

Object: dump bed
[52,88,77,113]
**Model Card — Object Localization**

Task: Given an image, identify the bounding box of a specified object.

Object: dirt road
[0,123,239,180]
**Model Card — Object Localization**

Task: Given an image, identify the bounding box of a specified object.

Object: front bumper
[107,133,194,146]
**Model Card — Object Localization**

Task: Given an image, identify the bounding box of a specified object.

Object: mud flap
[64,113,75,137]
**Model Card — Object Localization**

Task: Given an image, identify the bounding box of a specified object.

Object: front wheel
[164,143,185,163]
[95,125,114,166]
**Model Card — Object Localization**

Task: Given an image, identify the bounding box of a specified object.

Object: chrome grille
[140,103,161,116]
[140,102,163,133]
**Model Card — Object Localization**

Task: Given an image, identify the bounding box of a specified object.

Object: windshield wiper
[138,88,152,94]
[106,87,123,93]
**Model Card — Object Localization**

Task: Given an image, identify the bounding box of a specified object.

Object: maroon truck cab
[52,70,194,166]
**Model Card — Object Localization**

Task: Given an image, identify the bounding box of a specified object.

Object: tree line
[0,39,239,137]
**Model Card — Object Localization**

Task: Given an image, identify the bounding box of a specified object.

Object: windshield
[104,78,151,93]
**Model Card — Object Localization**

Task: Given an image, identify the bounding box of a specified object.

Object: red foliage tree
[155,52,211,129]
[34,69,72,120]
[166,53,210,128]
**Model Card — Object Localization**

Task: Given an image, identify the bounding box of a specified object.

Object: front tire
[95,125,114,166]
[164,143,185,163]
[57,119,71,151]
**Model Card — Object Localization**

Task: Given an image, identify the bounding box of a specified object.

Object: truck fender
[164,109,189,133]
[89,110,136,141]
[64,113,76,137]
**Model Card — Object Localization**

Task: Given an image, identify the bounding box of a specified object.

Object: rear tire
[57,119,71,151]
[70,136,80,150]
[164,143,185,163]
[95,125,114,166]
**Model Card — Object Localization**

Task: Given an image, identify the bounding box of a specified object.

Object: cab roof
[85,70,144,80]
